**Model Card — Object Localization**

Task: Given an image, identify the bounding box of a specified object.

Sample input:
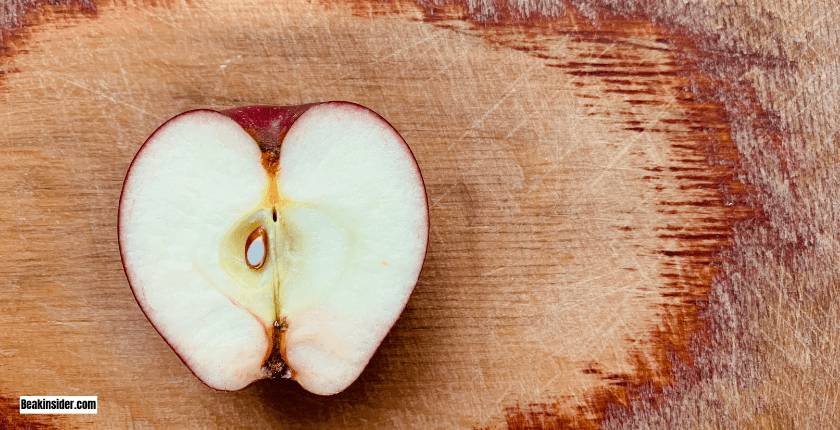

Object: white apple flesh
[118,102,429,395]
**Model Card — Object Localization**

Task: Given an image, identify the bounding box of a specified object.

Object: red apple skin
[119,101,430,392]
[221,104,317,149]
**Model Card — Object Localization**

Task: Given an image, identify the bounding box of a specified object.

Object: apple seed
[245,227,268,269]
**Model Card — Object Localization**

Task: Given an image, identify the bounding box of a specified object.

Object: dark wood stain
[0,1,95,91]
[1,2,172,428]
[0,0,190,90]
[0,397,63,430]
[324,0,771,428]
[0,3,93,429]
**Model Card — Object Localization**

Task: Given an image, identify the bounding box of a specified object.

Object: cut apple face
[119,102,429,395]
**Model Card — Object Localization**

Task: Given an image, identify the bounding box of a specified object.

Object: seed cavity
[245,227,268,269]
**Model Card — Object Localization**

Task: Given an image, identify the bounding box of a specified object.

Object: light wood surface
[0,0,837,428]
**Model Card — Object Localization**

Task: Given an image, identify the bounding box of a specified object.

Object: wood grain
[0,0,837,428]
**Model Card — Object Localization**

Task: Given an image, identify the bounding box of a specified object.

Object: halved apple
[118,102,429,395]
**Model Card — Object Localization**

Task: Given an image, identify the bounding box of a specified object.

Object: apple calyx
[263,318,291,380]
[119,101,429,396]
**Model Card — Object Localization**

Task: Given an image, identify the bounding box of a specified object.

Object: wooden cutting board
[1,0,837,428]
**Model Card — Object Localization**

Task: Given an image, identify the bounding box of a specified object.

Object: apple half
[118,102,429,395]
